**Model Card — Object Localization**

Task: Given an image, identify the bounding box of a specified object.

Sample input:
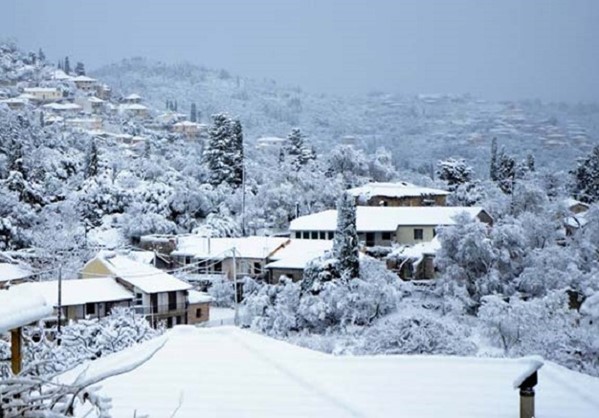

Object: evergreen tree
[57,59,63,71]
[229,119,244,187]
[64,56,71,74]
[190,103,197,122]
[84,139,99,178]
[495,148,516,194]
[203,113,234,186]
[37,48,45,62]
[526,153,536,172]
[572,145,599,203]
[285,128,315,169]
[436,157,474,191]
[333,193,360,280]
[490,137,498,181]
[74,61,85,76]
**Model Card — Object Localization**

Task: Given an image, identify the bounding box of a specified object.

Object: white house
[23,87,62,103]
[290,206,492,246]
[118,103,148,118]
[72,75,97,91]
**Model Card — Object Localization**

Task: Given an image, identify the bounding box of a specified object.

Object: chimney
[518,371,538,418]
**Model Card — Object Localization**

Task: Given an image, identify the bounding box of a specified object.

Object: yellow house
[82,252,193,328]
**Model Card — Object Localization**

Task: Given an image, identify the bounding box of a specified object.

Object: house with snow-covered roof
[122,93,142,104]
[118,103,148,118]
[81,252,193,328]
[265,239,333,283]
[23,87,62,102]
[65,326,599,418]
[0,262,34,288]
[172,120,203,138]
[72,75,97,91]
[290,206,492,247]
[15,277,133,322]
[169,236,289,281]
[348,181,450,207]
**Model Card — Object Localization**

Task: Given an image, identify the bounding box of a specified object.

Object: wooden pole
[10,327,22,375]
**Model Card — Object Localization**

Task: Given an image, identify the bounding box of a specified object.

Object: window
[328,231,335,240]
[168,291,177,311]
[319,231,326,240]
[85,303,96,316]
[311,231,318,240]
[414,228,424,240]
[295,231,301,239]
[302,231,310,239]
[253,262,261,275]
[382,232,392,241]
[365,232,375,247]
[214,261,222,272]
[196,308,203,318]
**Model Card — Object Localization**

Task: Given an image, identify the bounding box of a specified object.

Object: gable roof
[65,326,599,418]
[172,236,289,260]
[290,206,487,232]
[15,278,133,307]
[348,182,450,200]
[266,239,333,270]
[0,262,33,282]
[92,252,191,293]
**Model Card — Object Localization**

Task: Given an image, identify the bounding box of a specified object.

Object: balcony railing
[132,303,187,316]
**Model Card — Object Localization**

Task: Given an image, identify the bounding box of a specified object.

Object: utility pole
[57,265,62,345]
[232,248,239,325]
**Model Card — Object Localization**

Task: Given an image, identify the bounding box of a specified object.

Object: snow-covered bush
[208,276,236,307]
[357,311,476,356]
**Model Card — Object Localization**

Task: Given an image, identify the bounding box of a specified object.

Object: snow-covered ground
[72,326,599,418]
[205,307,236,327]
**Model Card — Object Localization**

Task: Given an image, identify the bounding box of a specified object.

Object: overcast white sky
[2,0,598,102]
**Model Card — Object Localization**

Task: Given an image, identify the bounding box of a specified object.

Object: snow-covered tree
[572,145,599,203]
[203,113,244,188]
[190,102,197,122]
[436,157,473,191]
[333,192,360,280]
[84,138,99,178]
[64,56,71,74]
[490,137,498,181]
[74,61,85,76]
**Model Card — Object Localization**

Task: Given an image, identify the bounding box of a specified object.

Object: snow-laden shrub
[478,292,599,377]
[208,276,236,307]
[356,311,476,356]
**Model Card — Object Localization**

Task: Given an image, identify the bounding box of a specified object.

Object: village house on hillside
[290,206,492,247]
[265,239,333,283]
[72,75,97,91]
[348,182,449,207]
[23,87,62,103]
[81,252,206,328]
[16,277,133,322]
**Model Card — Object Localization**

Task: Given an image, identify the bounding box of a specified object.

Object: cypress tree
[190,103,197,122]
[64,56,71,74]
[85,139,99,178]
[333,193,360,280]
[490,137,498,181]
[74,61,85,76]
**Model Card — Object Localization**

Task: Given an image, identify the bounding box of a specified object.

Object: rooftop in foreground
[69,326,599,418]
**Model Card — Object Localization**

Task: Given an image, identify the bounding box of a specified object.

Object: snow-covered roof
[93,252,191,294]
[124,93,141,100]
[290,206,487,232]
[0,262,33,282]
[24,87,59,93]
[173,121,200,127]
[0,97,27,104]
[347,182,450,200]
[52,69,72,80]
[188,290,213,304]
[172,236,289,260]
[15,278,133,307]
[88,96,104,103]
[119,103,147,111]
[0,286,53,333]
[43,102,82,111]
[71,326,599,418]
[72,75,96,82]
[390,237,442,266]
[266,239,333,270]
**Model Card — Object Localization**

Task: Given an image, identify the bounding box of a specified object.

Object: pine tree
[285,128,315,169]
[496,148,516,194]
[490,137,498,181]
[85,139,99,178]
[333,193,360,280]
[64,56,71,74]
[37,48,45,62]
[572,145,599,203]
[74,61,85,76]
[204,113,234,186]
[190,103,197,122]
[57,59,63,71]
[437,157,474,191]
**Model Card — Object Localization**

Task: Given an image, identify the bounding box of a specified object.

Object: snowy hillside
[93,58,599,173]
